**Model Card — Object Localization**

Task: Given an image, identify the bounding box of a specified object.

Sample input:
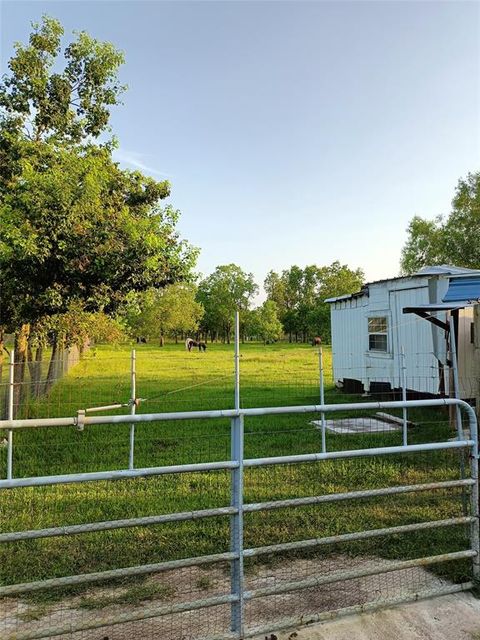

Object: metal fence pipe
[318,345,326,453]
[401,345,408,446]
[7,347,14,480]
[244,517,474,558]
[0,479,475,544]
[243,479,474,513]
[469,407,480,584]
[0,506,237,544]
[79,397,480,427]
[240,397,475,417]
[242,582,474,639]
[234,310,240,411]
[244,550,476,601]
[0,460,237,489]
[449,318,463,438]
[243,439,474,468]
[230,414,244,637]
[0,417,75,430]
[0,397,474,430]
[0,551,236,597]
[129,348,136,470]
[5,593,239,640]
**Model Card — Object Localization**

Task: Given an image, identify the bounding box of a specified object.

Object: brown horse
[312,336,322,346]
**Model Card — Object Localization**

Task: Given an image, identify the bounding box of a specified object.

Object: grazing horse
[312,336,322,346]
[185,338,207,352]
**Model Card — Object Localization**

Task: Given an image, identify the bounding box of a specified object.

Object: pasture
[0,342,471,601]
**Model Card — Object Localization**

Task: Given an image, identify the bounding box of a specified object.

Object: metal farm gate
[0,397,478,639]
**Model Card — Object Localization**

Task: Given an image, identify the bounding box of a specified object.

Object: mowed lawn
[0,342,472,592]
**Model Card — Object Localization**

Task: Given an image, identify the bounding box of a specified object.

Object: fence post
[449,318,463,438]
[128,349,136,470]
[401,346,408,447]
[449,317,469,517]
[319,346,326,453]
[230,310,244,636]
[7,348,14,480]
[230,414,244,637]
[467,400,480,585]
[234,311,240,411]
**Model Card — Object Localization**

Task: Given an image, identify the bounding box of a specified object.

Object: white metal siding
[330,276,448,396]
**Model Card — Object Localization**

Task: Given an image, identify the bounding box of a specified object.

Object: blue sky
[1,1,479,297]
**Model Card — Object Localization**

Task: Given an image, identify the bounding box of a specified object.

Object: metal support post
[7,349,14,480]
[234,311,240,411]
[230,414,244,636]
[401,346,408,446]
[469,404,480,584]
[129,349,136,470]
[319,346,326,453]
[449,317,469,516]
[231,311,243,635]
[449,318,463,438]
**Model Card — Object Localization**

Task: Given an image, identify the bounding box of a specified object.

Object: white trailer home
[326,265,480,402]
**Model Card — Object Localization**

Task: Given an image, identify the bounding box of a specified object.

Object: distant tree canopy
[264,262,364,342]
[246,300,283,344]
[121,284,204,345]
[197,264,258,343]
[401,172,480,274]
[0,16,196,403]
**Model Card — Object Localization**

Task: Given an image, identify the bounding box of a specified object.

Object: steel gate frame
[0,397,478,639]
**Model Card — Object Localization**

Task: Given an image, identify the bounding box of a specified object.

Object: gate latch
[75,409,85,432]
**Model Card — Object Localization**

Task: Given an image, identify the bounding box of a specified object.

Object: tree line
[2,17,478,411]
[0,17,365,397]
[121,261,364,345]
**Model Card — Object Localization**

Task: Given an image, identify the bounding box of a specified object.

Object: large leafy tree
[197,265,258,343]
[0,15,125,144]
[0,16,197,406]
[264,262,364,342]
[122,284,204,345]
[401,172,480,274]
[248,300,283,344]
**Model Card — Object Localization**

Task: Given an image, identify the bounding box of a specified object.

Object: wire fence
[0,341,477,479]
[0,399,477,640]
[0,341,478,638]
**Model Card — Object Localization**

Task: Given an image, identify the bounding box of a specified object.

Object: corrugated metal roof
[324,288,368,303]
[415,264,480,276]
[443,276,480,303]
[325,265,480,305]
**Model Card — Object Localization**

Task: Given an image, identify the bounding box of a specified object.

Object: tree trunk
[13,324,30,418]
[0,329,5,419]
[45,336,59,392]
[159,335,165,347]
[29,346,44,398]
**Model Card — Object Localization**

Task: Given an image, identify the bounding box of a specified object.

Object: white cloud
[113,149,173,179]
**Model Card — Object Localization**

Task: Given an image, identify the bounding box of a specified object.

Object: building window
[368,317,388,352]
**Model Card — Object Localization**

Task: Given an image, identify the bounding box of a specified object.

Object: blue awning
[443,276,480,303]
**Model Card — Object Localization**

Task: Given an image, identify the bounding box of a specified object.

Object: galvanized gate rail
[0,397,478,640]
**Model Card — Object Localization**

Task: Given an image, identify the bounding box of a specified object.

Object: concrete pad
[256,592,480,640]
[311,417,401,434]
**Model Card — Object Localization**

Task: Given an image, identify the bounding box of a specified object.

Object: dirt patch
[0,554,455,640]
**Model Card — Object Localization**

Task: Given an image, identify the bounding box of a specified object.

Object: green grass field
[0,342,473,598]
